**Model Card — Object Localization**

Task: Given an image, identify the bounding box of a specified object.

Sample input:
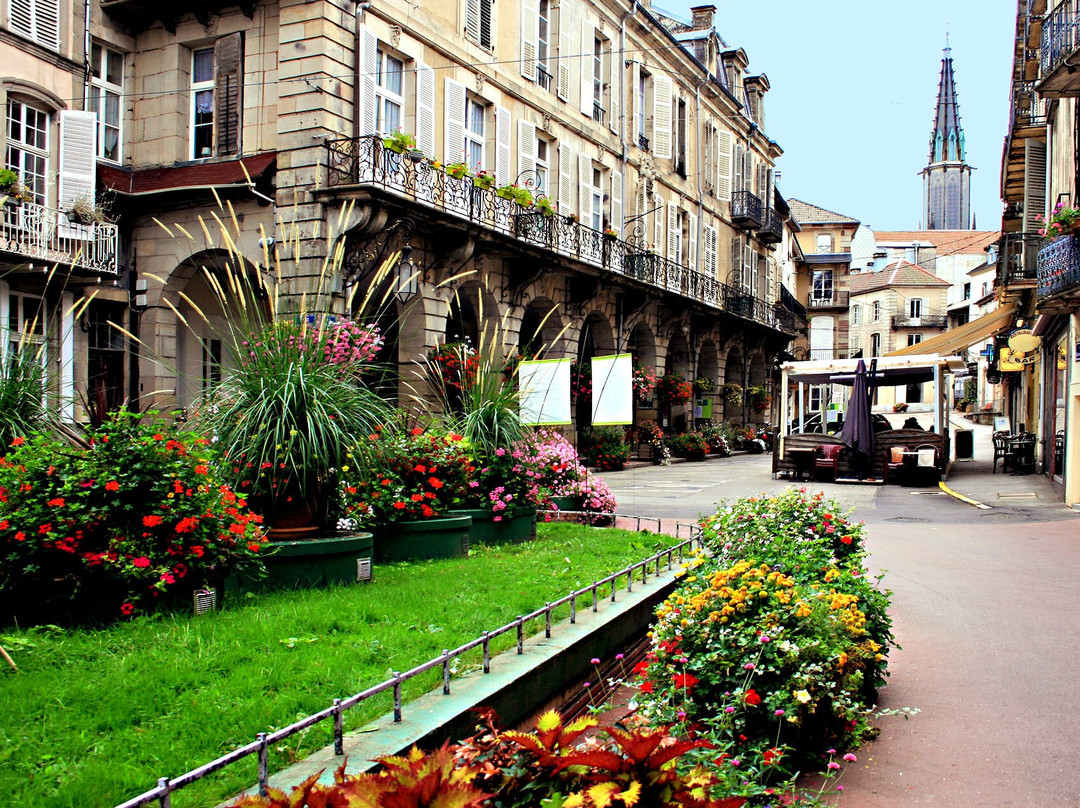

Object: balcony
[998,232,1041,291]
[731,190,762,229]
[891,314,948,329]
[0,200,119,275]
[757,207,782,244]
[325,136,786,331]
[536,66,553,92]
[807,291,849,309]
[1037,234,1080,311]
[1039,4,1080,98]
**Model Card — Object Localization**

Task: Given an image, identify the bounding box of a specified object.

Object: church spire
[921,38,973,230]
[929,40,965,164]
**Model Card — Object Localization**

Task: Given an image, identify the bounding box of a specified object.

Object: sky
[658,0,1018,233]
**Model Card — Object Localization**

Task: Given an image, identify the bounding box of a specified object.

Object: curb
[938,480,992,510]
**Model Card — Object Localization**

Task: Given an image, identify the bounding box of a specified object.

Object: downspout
[618,1,639,163]
[82,0,91,105]
[695,80,704,279]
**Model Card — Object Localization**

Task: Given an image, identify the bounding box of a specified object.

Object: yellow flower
[794,689,811,704]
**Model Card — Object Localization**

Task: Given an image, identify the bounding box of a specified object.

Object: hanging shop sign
[998,346,1038,371]
[1007,328,1042,353]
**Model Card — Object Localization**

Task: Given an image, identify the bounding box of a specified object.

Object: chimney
[690,5,716,29]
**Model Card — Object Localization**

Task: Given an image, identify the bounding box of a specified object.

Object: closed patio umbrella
[840,359,874,479]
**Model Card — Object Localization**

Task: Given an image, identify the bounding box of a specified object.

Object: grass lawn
[0,522,679,808]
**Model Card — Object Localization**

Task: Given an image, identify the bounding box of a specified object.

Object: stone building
[921,43,974,230]
[1,0,800,430]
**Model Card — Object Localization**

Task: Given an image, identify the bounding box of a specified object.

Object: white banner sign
[591,353,633,425]
[519,358,572,424]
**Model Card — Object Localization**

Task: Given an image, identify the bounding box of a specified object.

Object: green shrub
[578,426,630,471]
[666,431,708,461]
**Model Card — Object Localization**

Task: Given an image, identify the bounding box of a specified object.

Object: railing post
[545,603,552,638]
[333,698,344,755]
[392,672,403,722]
[516,617,524,653]
[482,632,491,673]
[157,777,171,808]
[442,649,451,695]
[257,733,269,797]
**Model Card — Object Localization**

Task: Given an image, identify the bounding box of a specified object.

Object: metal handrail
[0,199,119,274]
[114,516,703,808]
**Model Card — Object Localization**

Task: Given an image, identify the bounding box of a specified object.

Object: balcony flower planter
[449,506,537,545]
[372,514,472,562]
[227,532,374,594]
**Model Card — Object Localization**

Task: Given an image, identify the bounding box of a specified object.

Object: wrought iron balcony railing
[998,232,1041,287]
[891,314,948,329]
[807,290,849,309]
[731,190,763,229]
[325,136,785,331]
[536,65,553,92]
[0,199,119,275]
[1040,3,1080,94]
[1037,233,1080,299]
[757,207,782,243]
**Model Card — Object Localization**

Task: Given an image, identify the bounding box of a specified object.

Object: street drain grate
[888,516,929,522]
[909,491,947,495]
[997,492,1038,500]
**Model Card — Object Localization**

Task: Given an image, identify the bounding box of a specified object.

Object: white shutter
[703,224,718,278]
[444,79,467,163]
[578,152,592,220]
[415,63,436,157]
[579,24,595,116]
[652,74,673,160]
[744,243,754,291]
[558,143,573,214]
[610,170,623,236]
[631,61,642,139]
[465,0,480,44]
[8,0,34,41]
[743,152,753,198]
[730,236,742,287]
[607,42,620,134]
[666,202,678,259]
[60,292,74,422]
[521,0,539,81]
[518,119,537,181]
[58,110,97,212]
[359,25,378,135]
[10,0,59,51]
[688,212,698,271]
[703,125,714,193]
[495,106,511,184]
[717,131,732,200]
[653,193,663,253]
[556,3,572,101]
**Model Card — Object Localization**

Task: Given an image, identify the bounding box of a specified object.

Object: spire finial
[944,31,951,56]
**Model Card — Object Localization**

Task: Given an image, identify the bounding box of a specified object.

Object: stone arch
[628,320,658,370]
[574,310,616,428]
[519,296,569,358]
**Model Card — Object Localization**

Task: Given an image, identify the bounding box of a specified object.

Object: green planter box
[228,533,374,594]
[547,495,583,512]
[373,515,472,561]
[450,507,537,546]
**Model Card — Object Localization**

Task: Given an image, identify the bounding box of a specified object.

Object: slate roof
[849,261,952,295]
[788,199,860,226]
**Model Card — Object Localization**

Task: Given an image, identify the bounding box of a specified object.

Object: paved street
[599,418,1080,805]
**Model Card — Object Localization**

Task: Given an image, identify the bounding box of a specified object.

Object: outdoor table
[785,447,817,481]
[1006,436,1036,474]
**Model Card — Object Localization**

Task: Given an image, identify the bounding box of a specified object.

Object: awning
[886,303,1016,357]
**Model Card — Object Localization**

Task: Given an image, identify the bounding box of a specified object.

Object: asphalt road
[598,449,1080,806]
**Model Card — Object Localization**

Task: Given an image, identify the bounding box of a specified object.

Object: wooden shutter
[1022,140,1047,233]
[730,236,742,287]
[667,201,678,259]
[742,151,753,198]
[578,152,592,220]
[479,0,492,50]
[518,119,537,180]
[10,0,59,51]
[653,193,663,254]
[703,223,718,278]
[521,0,538,80]
[359,25,377,135]
[717,130,732,200]
[610,169,623,236]
[607,42,619,134]
[703,124,714,193]
[744,243,754,291]
[558,143,573,214]
[652,74,672,160]
[688,212,698,271]
[465,0,480,44]
[579,24,595,116]
[556,3,571,101]
[415,63,436,157]
[58,110,97,212]
[444,79,467,163]
[495,106,511,184]
[214,32,243,156]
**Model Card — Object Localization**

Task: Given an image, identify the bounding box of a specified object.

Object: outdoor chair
[813,444,844,482]
[883,445,909,484]
[991,431,1011,474]
[905,443,941,485]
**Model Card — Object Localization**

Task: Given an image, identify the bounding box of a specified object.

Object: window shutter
[688,212,698,271]
[666,202,678,259]
[520,0,538,80]
[731,142,743,194]
[444,79,467,163]
[607,42,619,134]
[9,0,34,41]
[495,106,511,184]
[359,25,378,135]
[214,32,243,156]
[1022,140,1047,232]
[730,236,742,287]
[465,0,480,44]
[703,223,717,278]
[10,0,59,51]
[652,74,672,160]
[558,143,573,214]
[415,63,436,157]
[610,169,622,236]
[744,243,754,291]
[703,124,714,193]
[517,119,537,181]
[742,152,753,198]
[717,130,732,200]
[58,110,97,212]
[653,193,663,254]
[578,152,592,220]
[479,0,492,50]
[556,3,571,101]
[579,24,594,116]
[631,61,642,136]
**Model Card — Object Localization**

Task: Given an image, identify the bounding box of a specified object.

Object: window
[375,48,404,136]
[7,292,45,347]
[5,100,49,204]
[464,96,485,169]
[191,47,215,158]
[7,0,59,51]
[849,334,862,358]
[907,333,923,347]
[465,0,493,50]
[536,0,552,90]
[811,269,833,302]
[816,233,833,253]
[870,332,881,357]
[89,43,124,162]
[534,136,550,195]
[851,303,861,325]
[909,298,923,319]
[87,300,127,413]
[674,97,687,176]
[189,34,243,159]
[637,71,648,147]
[591,35,604,124]
[962,282,971,300]
[202,338,223,391]
[585,165,603,230]
[872,301,881,322]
